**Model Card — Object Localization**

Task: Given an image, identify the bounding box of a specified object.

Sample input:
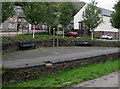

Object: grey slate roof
[100,8,113,16]
[77,1,113,17]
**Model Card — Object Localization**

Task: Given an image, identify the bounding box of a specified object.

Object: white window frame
[8,23,15,29]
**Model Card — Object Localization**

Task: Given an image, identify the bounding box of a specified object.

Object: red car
[64,32,79,38]
[31,25,42,30]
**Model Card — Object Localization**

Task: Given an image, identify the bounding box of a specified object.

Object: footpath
[61,71,119,88]
[72,71,119,87]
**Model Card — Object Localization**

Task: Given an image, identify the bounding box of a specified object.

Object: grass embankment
[16,34,59,38]
[2,35,118,43]
[2,35,91,42]
[4,59,119,88]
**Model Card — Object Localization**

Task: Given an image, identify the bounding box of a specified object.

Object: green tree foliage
[41,2,60,34]
[23,2,47,25]
[59,2,77,27]
[111,1,120,29]
[2,2,14,22]
[45,2,59,26]
[82,0,102,40]
[19,2,77,26]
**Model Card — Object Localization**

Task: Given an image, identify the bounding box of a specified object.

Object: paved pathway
[2,47,118,68]
[0,32,22,36]
[71,71,119,87]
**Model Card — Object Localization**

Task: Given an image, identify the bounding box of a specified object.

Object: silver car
[101,34,113,40]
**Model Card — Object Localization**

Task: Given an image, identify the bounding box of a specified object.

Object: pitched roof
[78,0,113,17]
[100,8,113,16]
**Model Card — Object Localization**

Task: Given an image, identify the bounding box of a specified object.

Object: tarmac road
[2,47,118,68]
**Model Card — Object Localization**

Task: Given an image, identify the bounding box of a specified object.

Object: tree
[111,1,120,30]
[82,0,103,40]
[2,2,15,23]
[44,2,59,35]
[59,2,77,28]
[22,2,47,38]
[23,2,47,25]
[45,2,59,25]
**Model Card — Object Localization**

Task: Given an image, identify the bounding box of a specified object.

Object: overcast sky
[79,0,118,11]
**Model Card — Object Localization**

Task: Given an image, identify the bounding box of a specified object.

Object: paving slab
[2,47,118,68]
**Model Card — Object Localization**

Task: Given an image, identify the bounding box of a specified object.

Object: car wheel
[106,37,109,40]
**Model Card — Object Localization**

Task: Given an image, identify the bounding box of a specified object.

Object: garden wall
[2,42,19,54]
[2,39,119,54]
[2,52,118,85]
[92,41,119,47]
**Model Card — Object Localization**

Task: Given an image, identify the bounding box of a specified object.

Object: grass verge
[16,35,61,38]
[2,35,118,43]
[3,60,119,88]
[2,35,92,42]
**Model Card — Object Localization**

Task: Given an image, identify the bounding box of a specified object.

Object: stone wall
[2,52,118,85]
[92,41,119,47]
[2,40,119,54]
[2,42,19,54]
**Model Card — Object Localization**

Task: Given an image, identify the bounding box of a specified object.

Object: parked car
[101,34,113,40]
[64,32,79,38]
[31,25,42,30]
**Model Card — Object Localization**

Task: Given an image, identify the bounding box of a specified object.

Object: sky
[79,0,118,11]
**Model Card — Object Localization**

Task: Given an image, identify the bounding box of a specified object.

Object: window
[8,23,15,29]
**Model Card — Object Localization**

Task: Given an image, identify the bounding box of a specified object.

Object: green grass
[16,35,61,38]
[2,35,92,43]
[16,34,90,40]
[4,59,119,88]
[1,34,118,43]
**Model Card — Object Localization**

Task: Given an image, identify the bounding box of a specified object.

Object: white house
[74,4,118,39]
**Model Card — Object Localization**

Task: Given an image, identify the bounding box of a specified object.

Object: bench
[76,41,92,46]
[19,41,36,49]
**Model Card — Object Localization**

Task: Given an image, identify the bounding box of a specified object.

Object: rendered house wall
[74,4,118,39]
